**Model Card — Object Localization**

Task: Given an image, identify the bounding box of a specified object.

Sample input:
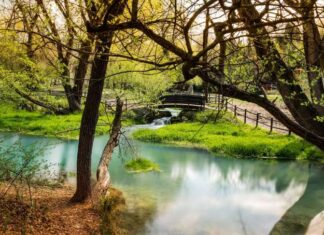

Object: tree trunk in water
[70,32,113,203]
[92,98,123,203]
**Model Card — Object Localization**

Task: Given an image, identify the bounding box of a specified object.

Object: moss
[0,103,135,140]
[124,158,161,173]
[133,120,324,160]
[99,187,157,235]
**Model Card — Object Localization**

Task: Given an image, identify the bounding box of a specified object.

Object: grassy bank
[0,103,135,139]
[125,158,161,173]
[133,118,324,160]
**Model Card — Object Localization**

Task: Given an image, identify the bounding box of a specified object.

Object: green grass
[0,103,135,139]
[133,119,324,161]
[124,158,161,173]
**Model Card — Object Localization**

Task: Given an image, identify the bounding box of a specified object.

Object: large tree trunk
[302,15,324,113]
[70,0,127,203]
[92,98,123,202]
[63,84,82,112]
[235,0,324,137]
[281,1,324,112]
[62,40,92,112]
[70,32,113,203]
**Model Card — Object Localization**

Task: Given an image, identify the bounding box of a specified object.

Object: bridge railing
[104,94,292,135]
[208,94,292,135]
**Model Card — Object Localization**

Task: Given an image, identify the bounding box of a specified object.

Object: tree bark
[63,84,82,112]
[282,0,324,112]
[70,0,127,203]
[70,32,113,203]
[302,16,324,112]
[72,40,92,105]
[92,98,123,203]
[235,0,324,137]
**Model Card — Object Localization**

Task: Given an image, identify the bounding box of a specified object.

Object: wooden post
[125,98,128,111]
[244,109,247,123]
[234,105,237,117]
[270,118,273,133]
[256,113,260,127]
[288,129,291,136]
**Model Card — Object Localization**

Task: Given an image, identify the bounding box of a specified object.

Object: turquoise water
[1,132,324,235]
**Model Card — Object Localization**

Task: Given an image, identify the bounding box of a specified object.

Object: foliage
[124,157,161,173]
[0,32,60,108]
[133,118,324,160]
[0,138,55,197]
[105,60,179,103]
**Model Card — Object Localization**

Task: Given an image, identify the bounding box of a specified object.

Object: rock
[178,110,196,122]
[146,110,172,123]
[171,116,182,124]
[131,107,172,124]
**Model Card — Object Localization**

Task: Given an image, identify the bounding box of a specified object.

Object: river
[1,122,324,234]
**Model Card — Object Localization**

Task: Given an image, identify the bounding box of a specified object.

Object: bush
[124,157,160,173]
[0,138,56,196]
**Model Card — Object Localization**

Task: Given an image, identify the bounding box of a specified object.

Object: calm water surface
[1,132,324,235]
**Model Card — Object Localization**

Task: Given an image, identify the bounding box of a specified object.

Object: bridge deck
[159,93,206,110]
[157,103,205,110]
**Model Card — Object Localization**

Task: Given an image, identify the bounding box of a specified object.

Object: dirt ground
[0,184,100,234]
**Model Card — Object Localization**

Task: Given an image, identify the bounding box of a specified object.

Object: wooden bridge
[158,93,206,110]
[105,93,291,134]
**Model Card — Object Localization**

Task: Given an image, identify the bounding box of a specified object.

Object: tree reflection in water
[270,164,324,235]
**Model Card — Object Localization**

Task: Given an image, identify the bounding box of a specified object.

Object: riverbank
[1,182,160,235]
[0,104,135,139]
[0,183,100,234]
[0,183,143,234]
[133,118,324,161]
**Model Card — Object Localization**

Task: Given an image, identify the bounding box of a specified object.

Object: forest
[0,0,324,234]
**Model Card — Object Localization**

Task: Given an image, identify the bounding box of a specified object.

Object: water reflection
[270,164,324,235]
[1,133,324,234]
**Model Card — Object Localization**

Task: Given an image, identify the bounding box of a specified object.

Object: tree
[5,0,93,113]
[88,0,324,150]
[93,98,123,202]
[71,0,127,202]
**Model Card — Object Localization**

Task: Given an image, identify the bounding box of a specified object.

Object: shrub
[124,157,160,173]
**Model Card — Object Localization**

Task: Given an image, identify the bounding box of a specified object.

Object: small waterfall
[126,108,180,133]
[150,108,180,127]
[151,117,171,126]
